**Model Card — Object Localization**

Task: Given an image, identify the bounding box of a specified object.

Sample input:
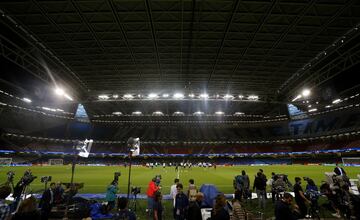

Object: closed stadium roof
[0,0,359,116]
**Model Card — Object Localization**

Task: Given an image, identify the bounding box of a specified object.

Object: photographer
[105,180,118,211]
[272,175,286,202]
[146,176,161,215]
[293,177,310,218]
[304,178,320,211]
[40,182,56,220]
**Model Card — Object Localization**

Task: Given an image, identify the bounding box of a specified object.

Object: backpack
[234,175,244,191]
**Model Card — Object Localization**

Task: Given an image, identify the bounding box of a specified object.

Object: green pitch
[1,165,359,194]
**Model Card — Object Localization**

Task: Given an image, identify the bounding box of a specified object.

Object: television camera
[131,186,141,195]
[7,171,15,183]
[114,172,121,182]
[41,176,52,183]
[13,170,37,200]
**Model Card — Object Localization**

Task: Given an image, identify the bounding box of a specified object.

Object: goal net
[342,157,360,167]
[48,159,64,166]
[0,158,12,166]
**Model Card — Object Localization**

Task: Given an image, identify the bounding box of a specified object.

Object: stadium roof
[0,0,359,115]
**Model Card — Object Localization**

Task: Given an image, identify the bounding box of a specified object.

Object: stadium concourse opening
[0,1,360,220]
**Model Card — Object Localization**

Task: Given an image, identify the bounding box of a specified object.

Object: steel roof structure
[0,0,359,109]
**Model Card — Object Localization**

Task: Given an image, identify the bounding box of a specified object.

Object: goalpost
[342,157,360,167]
[0,158,12,166]
[48,159,64,166]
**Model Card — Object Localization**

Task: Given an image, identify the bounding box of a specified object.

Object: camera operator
[274,193,300,220]
[272,175,287,202]
[146,176,161,215]
[293,177,310,218]
[105,180,118,211]
[112,197,136,220]
[0,185,12,220]
[320,182,341,218]
[40,182,56,220]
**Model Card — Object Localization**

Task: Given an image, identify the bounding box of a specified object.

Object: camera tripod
[129,192,142,212]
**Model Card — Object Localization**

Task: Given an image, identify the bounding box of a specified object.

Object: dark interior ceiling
[0,0,360,104]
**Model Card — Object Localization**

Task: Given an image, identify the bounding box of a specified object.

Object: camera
[7,171,15,182]
[131,186,141,195]
[41,176,52,183]
[303,177,310,181]
[114,172,121,182]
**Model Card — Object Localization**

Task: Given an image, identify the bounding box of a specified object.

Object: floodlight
[308,108,317,112]
[173,93,184,99]
[234,112,244,116]
[55,88,65,96]
[325,105,331,108]
[302,89,311,97]
[22,98,32,103]
[332,99,341,104]
[238,95,244,99]
[132,111,142,115]
[308,105,312,108]
[98,95,109,100]
[215,111,225,115]
[123,94,134,99]
[148,93,159,99]
[248,95,259,101]
[199,93,209,99]
[112,94,119,99]
[173,111,185,116]
[152,111,164,116]
[188,93,195,98]
[162,94,169,98]
[193,111,204,116]
[223,94,234,100]
[56,109,64,112]
[112,112,123,116]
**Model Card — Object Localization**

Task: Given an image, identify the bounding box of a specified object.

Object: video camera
[131,186,141,195]
[114,172,121,182]
[41,176,52,183]
[7,171,15,183]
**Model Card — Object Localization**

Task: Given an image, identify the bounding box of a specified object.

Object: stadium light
[173,111,185,116]
[308,108,317,112]
[325,105,331,108]
[302,89,311,97]
[152,111,164,116]
[148,93,159,99]
[332,99,341,104]
[22,98,32,103]
[223,94,234,100]
[199,93,209,99]
[248,95,259,101]
[234,112,245,116]
[112,94,119,99]
[54,88,65,96]
[112,112,123,116]
[173,93,184,99]
[98,95,109,100]
[132,111,142,115]
[215,111,225,115]
[162,94,169,98]
[238,95,244,99]
[123,94,134,99]
[193,111,204,116]
[188,93,195,98]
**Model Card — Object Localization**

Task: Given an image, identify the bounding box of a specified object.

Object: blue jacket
[105,184,118,202]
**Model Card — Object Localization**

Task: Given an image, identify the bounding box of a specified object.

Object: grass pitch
[1,165,359,194]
